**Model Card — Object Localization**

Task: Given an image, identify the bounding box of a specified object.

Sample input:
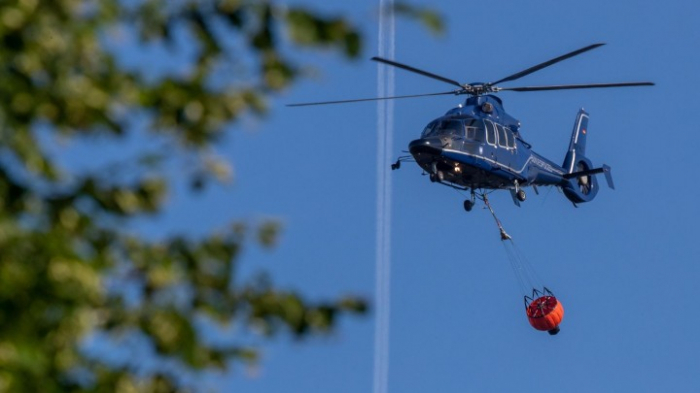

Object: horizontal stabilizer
[563,164,614,189]
[602,164,614,189]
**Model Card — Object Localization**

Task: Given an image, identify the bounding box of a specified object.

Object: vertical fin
[562,109,589,173]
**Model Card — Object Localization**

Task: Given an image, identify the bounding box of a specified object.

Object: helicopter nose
[409,137,444,157]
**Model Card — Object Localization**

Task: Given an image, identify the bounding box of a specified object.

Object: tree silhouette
[0,0,441,391]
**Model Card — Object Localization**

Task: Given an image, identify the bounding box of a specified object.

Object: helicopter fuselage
[409,130,564,190]
[404,95,606,206]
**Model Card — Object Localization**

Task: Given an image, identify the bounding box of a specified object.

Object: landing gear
[429,162,441,182]
[514,180,526,202]
[463,190,476,212]
[509,180,527,206]
[429,170,444,183]
[463,200,474,212]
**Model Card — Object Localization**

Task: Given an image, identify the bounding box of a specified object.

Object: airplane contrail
[373,2,394,393]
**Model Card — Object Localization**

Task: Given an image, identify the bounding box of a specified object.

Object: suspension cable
[481,193,511,241]
[476,192,544,296]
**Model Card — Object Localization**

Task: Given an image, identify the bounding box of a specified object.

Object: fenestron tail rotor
[287,43,654,107]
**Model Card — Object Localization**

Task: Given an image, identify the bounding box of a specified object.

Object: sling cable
[479,192,564,335]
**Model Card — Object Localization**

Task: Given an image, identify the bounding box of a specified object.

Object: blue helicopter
[289,43,653,210]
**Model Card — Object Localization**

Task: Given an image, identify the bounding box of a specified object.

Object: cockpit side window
[464,118,486,142]
[466,127,475,139]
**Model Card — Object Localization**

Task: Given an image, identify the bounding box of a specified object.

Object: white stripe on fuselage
[574,114,586,145]
[441,148,565,177]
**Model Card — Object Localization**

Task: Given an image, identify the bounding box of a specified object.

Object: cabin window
[506,129,516,148]
[496,124,508,148]
[484,120,496,145]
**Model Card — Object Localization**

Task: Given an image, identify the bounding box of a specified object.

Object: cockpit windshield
[421,117,487,140]
[422,120,463,137]
[421,121,437,138]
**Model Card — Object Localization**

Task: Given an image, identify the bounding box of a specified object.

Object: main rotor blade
[498,82,655,92]
[286,91,457,107]
[371,56,463,88]
[491,43,606,86]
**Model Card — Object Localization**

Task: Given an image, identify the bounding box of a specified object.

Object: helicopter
[288,43,654,211]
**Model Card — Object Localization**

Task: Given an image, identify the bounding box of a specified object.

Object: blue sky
[102,0,700,391]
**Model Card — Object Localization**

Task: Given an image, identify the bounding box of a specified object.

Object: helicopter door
[496,124,507,149]
[495,123,515,167]
[484,120,497,147]
[483,120,498,162]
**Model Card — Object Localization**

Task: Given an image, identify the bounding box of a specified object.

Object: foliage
[0,0,441,391]
[0,0,349,391]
